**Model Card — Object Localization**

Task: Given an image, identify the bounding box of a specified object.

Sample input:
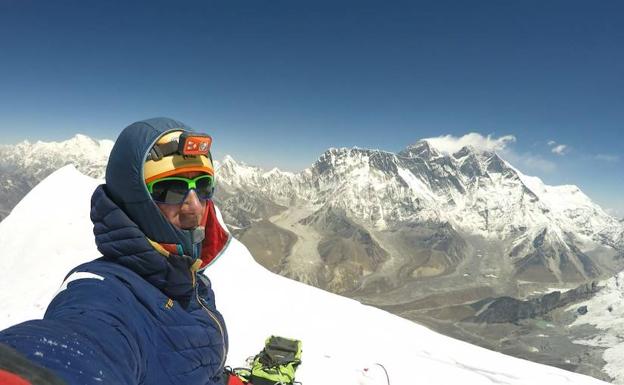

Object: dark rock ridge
[468,281,599,323]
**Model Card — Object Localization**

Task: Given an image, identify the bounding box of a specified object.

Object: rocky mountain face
[2,136,622,298]
[0,135,113,221]
[216,141,624,299]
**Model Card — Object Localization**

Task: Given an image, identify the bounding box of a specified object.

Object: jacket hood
[105,117,205,256]
[92,117,231,304]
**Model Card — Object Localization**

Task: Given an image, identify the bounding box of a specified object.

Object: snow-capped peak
[263,167,282,177]
[3,134,113,179]
[222,154,237,164]
[452,145,478,159]
[215,145,622,246]
[0,134,115,221]
[399,139,442,159]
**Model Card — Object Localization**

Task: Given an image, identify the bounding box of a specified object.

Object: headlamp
[179,133,212,156]
[147,131,213,161]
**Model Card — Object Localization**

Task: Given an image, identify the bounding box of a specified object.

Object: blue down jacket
[0,118,231,385]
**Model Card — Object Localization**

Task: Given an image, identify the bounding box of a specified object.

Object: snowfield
[0,165,609,385]
[568,272,624,384]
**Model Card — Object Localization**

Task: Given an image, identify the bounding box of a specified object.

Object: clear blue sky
[0,0,622,215]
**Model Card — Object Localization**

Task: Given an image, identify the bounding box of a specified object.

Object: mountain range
[2,134,624,381]
[216,141,624,299]
[0,135,113,220]
[2,135,623,300]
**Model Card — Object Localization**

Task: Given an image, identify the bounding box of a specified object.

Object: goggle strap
[148,141,179,161]
[149,174,213,187]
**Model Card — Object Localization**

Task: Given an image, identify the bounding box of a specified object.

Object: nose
[180,189,203,214]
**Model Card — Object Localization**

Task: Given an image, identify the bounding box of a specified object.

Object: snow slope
[568,271,624,384]
[0,166,102,327]
[0,166,608,385]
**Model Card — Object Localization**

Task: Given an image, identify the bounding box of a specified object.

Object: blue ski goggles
[146,174,215,204]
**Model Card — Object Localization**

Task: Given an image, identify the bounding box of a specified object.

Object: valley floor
[235,204,618,383]
[401,308,612,383]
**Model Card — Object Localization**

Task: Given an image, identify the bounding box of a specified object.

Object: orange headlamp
[147,132,213,162]
[179,133,212,156]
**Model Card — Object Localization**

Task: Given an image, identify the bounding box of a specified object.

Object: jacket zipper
[195,284,227,370]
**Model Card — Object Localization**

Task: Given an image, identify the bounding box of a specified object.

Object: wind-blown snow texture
[0,166,608,385]
[567,270,624,384]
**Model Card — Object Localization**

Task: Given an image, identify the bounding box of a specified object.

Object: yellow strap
[147,238,171,258]
[190,259,202,287]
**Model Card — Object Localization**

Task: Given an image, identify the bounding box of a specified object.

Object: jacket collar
[90,185,230,307]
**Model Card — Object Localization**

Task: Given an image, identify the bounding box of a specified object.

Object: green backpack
[249,336,302,385]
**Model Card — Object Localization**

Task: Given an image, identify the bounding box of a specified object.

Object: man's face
[155,171,208,230]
